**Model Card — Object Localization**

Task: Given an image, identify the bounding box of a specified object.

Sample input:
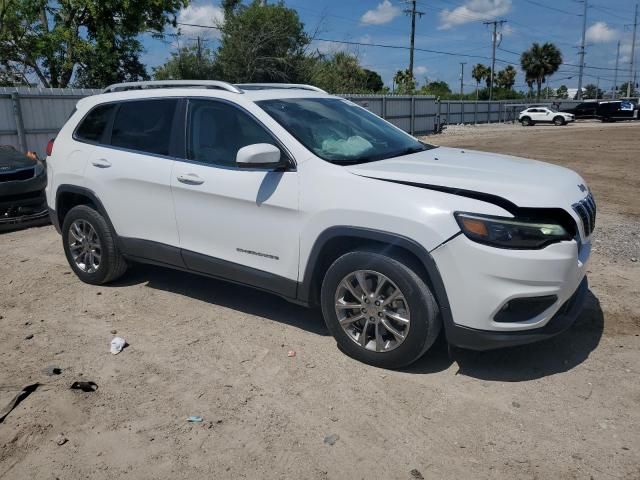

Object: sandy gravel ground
[1,121,639,480]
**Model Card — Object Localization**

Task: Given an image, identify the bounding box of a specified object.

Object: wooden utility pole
[484,20,506,101]
[613,40,620,99]
[627,3,638,97]
[577,0,588,100]
[403,0,424,79]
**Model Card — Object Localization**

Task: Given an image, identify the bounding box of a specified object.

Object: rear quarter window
[74,104,116,143]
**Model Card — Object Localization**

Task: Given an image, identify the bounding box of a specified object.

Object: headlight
[454,212,572,249]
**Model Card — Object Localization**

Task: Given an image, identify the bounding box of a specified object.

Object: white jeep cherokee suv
[46,80,595,368]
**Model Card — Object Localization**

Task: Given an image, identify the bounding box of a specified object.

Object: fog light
[494,295,558,323]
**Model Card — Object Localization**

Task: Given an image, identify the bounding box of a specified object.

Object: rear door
[170,98,300,296]
[83,98,182,259]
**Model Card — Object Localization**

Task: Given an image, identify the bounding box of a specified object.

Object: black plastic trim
[118,237,297,299]
[493,295,558,323]
[182,249,297,299]
[49,207,60,233]
[54,185,121,248]
[448,277,588,350]
[120,237,185,269]
[298,226,455,334]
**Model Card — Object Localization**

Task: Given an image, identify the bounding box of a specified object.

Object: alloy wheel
[68,219,102,273]
[334,270,411,352]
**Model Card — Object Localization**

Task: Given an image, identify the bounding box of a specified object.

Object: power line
[522,0,578,16]
[498,46,627,72]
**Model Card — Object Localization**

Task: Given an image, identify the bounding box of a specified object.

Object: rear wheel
[553,116,565,126]
[521,116,533,126]
[62,205,127,285]
[321,251,441,368]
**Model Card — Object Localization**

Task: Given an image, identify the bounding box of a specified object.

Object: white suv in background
[519,106,575,126]
[46,81,595,368]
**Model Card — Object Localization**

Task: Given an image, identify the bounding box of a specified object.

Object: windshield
[257,97,436,164]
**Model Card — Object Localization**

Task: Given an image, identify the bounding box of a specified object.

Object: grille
[0,167,35,182]
[572,192,596,237]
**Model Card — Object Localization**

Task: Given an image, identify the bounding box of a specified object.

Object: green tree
[215,0,310,83]
[363,69,384,92]
[618,81,638,97]
[418,80,452,97]
[393,69,416,95]
[310,52,367,93]
[520,42,563,100]
[0,0,187,88]
[556,84,569,99]
[496,65,516,90]
[153,43,219,80]
[541,86,555,98]
[582,84,604,99]
[471,63,490,98]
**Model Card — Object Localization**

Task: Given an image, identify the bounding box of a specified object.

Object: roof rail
[103,80,243,94]
[235,83,327,93]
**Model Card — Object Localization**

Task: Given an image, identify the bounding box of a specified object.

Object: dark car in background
[565,102,598,119]
[0,145,49,231]
[596,100,639,122]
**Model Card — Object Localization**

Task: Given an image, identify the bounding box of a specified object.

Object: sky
[140,0,639,94]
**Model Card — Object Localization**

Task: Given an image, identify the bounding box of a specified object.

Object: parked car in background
[595,100,639,122]
[0,145,48,231]
[564,102,598,119]
[519,107,575,126]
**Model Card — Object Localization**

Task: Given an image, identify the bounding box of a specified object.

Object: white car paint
[519,107,575,125]
[46,84,593,346]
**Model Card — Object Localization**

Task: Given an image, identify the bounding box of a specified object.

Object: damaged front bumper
[0,169,49,231]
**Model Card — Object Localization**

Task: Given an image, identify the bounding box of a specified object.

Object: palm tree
[471,63,489,100]
[393,69,416,95]
[496,65,517,90]
[520,42,563,101]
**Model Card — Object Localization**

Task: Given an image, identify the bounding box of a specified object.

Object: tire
[320,251,441,369]
[61,205,127,285]
[553,116,565,126]
[520,116,533,126]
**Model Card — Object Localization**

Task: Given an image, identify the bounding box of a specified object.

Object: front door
[170,99,300,297]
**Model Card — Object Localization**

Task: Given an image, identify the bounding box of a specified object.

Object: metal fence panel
[1,88,632,157]
[0,87,100,157]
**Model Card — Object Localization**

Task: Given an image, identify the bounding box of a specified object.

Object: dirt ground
[1,121,639,480]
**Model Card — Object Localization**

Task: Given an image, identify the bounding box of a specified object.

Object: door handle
[91,159,111,168]
[177,173,205,185]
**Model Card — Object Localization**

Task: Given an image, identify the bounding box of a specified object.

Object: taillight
[46,138,55,156]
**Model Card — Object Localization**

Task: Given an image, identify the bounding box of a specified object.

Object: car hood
[0,146,36,171]
[345,146,588,209]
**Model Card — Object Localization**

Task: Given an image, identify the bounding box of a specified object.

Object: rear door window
[75,104,116,143]
[110,99,178,156]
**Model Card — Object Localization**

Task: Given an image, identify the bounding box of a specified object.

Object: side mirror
[236,143,282,169]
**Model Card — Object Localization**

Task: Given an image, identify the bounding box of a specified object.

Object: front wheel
[321,251,441,369]
[553,116,565,126]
